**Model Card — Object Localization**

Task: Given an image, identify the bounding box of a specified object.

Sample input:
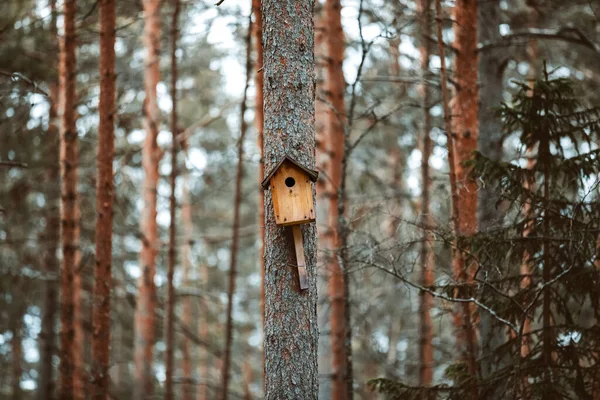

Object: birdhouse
[261,155,318,226]
[262,155,318,290]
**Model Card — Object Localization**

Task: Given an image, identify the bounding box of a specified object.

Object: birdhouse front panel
[270,160,316,226]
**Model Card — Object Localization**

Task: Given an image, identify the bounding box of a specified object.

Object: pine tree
[262,0,319,396]
[90,0,116,398]
[469,68,600,399]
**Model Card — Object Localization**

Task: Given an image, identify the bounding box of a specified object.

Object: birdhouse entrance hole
[285,177,296,187]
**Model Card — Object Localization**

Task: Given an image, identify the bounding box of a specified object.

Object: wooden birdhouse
[262,155,318,290]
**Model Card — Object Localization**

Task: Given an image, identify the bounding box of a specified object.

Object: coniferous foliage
[469,69,600,399]
[371,70,600,399]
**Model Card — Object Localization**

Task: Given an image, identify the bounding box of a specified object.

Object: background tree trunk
[451,0,479,388]
[58,0,78,397]
[165,0,180,398]
[324,0,348,398]
[221,13,252,400]
[134,0,162,397]
[39,1,60,398]
[91,0,116,398]
[262,0,319,396]
[418,0,434,387]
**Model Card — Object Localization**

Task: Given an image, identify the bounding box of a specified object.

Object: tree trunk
[197,261,209,400]
[221,13,253,400]
[58,0,78,397]
[180,138,193,400]
[253,0,265,332]
[39,2,60,398]
[418,0,434,387]
[451,0,479,389]
[73,209,84,400]
[134,0,162,397]
[262,0,319,397]
[324,0,348,398]
[314,7,333,399]
[165,1,181,399]
[435,0,478,394]
[477,1,508,394]
[91,0,116,398]
[519,10,539,397]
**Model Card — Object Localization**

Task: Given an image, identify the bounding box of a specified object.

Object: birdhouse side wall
[270,162,316,226]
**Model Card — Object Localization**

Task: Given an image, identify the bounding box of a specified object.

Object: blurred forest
[1,0,600,399]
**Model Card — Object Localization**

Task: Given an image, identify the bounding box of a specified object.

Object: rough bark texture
[134,0,162,397]
[451,0,479,388]
[418,0,434,387]
[180,139,193,400]
[165,1,180,399]
[91,0,116,398]
[222,13,253,400]
[262,0,319,397]
[58,0,78,397]
[39,2,60,398]
[477,0,508,393]
[324,0,348,398]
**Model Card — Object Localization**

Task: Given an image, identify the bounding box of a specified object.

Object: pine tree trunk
[221,13,253,400]
[519,10,539,394]
[252,0,265,333]
[180,139,193,400]
[418,0,434,387]
[73,212,84,400]
[165,1,180,398]
[197,261,209,400]
[58,0,78,397]
[262,0,319,397]
[477,1,508,394]
[451,0,479,389]
[134,0,162,397]
[39,2,60,398]
[435,0,478,394]
[324,0,348,398]
[91,0,116,398]
[314,8,333,399]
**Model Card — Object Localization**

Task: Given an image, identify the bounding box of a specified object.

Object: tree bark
[324,0,349,398]
[435,0,478,394]
[221,12,253,400]
[11,285,25,400]
[58,0,78,397]
[165,0,180,399]
[91,0,116,398]
[262,0,319,397]
[477,1,508,394]
[253,0,265,333]
[451,0,479,389]
[39,2,60,398]
[418,0,434,387]
[134,0,162,397]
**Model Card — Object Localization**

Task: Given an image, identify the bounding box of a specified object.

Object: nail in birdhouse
[261,155,318,290]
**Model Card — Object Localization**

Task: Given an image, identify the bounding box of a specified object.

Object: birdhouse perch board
[262,155,318,290]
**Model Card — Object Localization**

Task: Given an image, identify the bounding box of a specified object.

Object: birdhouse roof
[261,155,319,189]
